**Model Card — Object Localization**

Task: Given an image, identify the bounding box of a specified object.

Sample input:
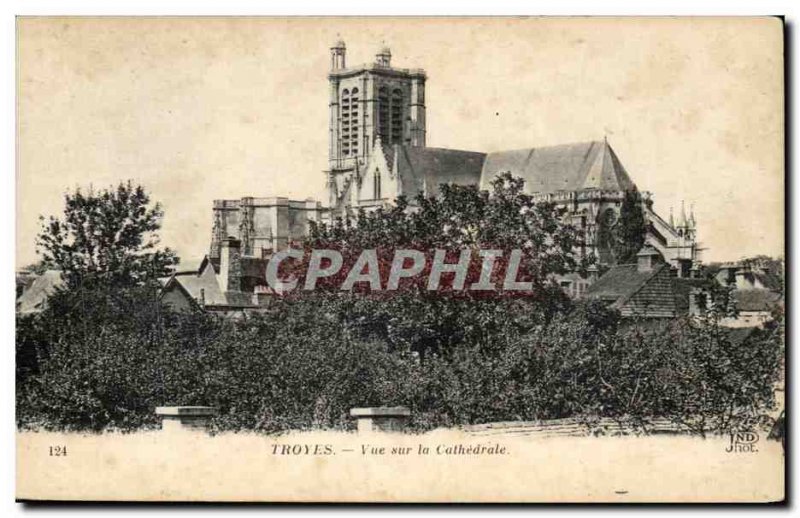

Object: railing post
[350,406,411,433]
[155,406,218,433]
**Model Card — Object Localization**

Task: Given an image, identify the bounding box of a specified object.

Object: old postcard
[15,16,785,503]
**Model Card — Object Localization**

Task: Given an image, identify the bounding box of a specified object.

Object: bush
[16,286,784,435]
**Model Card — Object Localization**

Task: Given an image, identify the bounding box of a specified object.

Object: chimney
[688,289,698,315]
[219,237,242,292]
[688,288,709,316]
[636,246,661,272]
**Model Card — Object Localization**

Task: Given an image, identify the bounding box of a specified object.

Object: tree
[595,208,617,265]
[17,176,784,434]
[18,259,56,276]
[612,188,647,264]
[298,173,587,358]
[308,172,589,293]
[36,181,178,289]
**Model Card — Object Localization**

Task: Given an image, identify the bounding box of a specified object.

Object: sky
[16,17,784,266]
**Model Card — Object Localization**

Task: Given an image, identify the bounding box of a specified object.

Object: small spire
[679,200,688,227]
[689,202,696,227]
[376,41,392,66]
[669,206,674,227]
[330,35,346,70]
[331,34,346,49]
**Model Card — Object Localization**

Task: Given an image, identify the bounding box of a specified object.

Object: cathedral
[208,39,701,284]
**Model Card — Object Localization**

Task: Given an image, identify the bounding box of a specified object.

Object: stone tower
[326,39,426,208]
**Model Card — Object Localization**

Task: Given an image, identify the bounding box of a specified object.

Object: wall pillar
[350,406,411,433]
[155,406,218,433]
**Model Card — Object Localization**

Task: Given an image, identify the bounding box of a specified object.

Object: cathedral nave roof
[479,140,637,195]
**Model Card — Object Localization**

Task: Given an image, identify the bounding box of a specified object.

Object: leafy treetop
[36,181,178,289]
[306,172,591,295]
[613,188,647,265]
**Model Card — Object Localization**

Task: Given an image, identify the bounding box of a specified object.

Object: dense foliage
[16,177,784,435]
[309,173,588,280]
[613,188,647,264]
[16,289,783,434]
[36,181,178,289]
[594,188,647,266]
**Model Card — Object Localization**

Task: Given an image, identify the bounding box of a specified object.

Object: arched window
[350,88,359,156]
[378,87,389,143]
[373,169,382,200]
[579,209,588,258]
[391,89,403,144]
[341,89,350,156]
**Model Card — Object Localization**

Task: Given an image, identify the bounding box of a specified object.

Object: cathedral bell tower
[326,40,427,211]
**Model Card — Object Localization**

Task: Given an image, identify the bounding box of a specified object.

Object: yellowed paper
[17,430,784,502]
[16,16,785,503]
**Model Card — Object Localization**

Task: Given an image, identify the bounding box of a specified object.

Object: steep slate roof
[727,327,759,347]
[714,263,784,292]
[16,270,64,314]
[479,140,636,194]
[395,146,486,197]
[173,258,205,275]
[585,264,659,302]
[585,263,676,318]
[170,270,227,305]
[734,289,782,312]
[162,258,271,309]
[750,270,783,292]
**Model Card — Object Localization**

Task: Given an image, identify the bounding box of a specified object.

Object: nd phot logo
[725,431,759,453]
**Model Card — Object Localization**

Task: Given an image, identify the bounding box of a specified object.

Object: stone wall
[210,197,325,259]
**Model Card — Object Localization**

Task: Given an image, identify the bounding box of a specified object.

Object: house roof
[585,262,675,317]
[734,289,782,312]
[395,146,487,197]
[479,140,636,194]
[715,263,784,292]
[173,258,205,275]
[586,263,665,303]
[751,271,783,292]
[727,327,759,347]
[162,256,270,309]
[16,270,64,314]
[173,271,227,305]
